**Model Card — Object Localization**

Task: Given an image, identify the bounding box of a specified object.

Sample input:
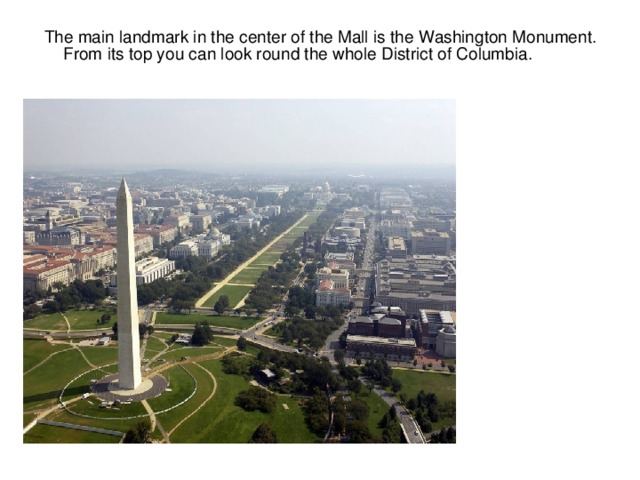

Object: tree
[249,422,278,443]
[391,378,402,394]
[214,294,230,314]
[23,304,42,320]
[191,322,213,346]
[237,336,247,351]
[235,387,276,413]
[448,364,456,373]
[123,420,151,443]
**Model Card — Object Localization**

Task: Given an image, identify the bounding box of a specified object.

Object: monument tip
[118,178,129,196]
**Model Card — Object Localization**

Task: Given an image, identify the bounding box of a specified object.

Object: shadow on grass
[23,385,89,404]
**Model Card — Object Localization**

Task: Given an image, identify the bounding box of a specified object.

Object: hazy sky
[23,99,455,174]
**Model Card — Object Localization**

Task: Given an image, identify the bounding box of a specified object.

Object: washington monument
[116,179,142,390]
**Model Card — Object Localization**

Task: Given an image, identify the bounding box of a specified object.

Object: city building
[134,224,178,247]
[374,257,456,315]
[169,240,198,258]
[316,266,349,289]
[436,326,456,358]
[259,185,289,197]
[410,229,451,256]
[197,239,219,258]
[416,310,456,349]
[164,214,190,234]
[378,219,413,241]
[345,335,416,361]
[190,214,212,234]
[110,256,175,287]
[387,236,407,259]
[315,279,351,308]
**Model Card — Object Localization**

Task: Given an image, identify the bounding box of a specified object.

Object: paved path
[195,214,309,308]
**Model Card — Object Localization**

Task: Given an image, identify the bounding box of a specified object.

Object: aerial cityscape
[22,100,456,444]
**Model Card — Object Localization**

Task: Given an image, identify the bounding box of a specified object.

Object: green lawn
[208,315,261,330]
[354,389,392,441]
[155,312,261,330]
[23,312,67,331]
[78,345,119,367]
[169,359,319,443]
[24,309,117,331]
[23,423,123,444]
[23,413,38,428]
[392,369,456,404]
[202,285,254,308]
[147,366,196,414]
[211,335,241,348]
[24,348,92,412]
[228,268,264,284]
[156,311,219,325]
[153,362,215,434]
[295,213,321,227]
[23,339,73,373]
[156,345,223,362]
[144,335,169,354]
[46,407,142,435]
[251,251,283,266]
[392,369,456,431]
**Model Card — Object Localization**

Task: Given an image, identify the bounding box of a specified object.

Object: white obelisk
[116,179,142,390]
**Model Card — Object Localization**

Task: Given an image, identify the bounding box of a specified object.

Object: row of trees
[40,279,108,313]
[244,250,302,313]
[361,358,402,392]
[430,426,456,443]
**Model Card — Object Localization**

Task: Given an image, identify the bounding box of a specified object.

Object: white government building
[111,256,175,286]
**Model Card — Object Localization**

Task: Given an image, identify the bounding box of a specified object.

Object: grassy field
[156,312,261,330]
[354,389,392,441]
[23,422,123,444]
[296,213,321,227]
[144,335,169,354]
[168,358,319,443]
[23,339,73,373]
[23,312,67,331]
[202,285,254,308]
[251,251,283,265]
[147,366,196,413]
[392,369,456,404]
[24,347,92,412]
[156,311,219,325]
[78,345,119,367]
[392,369,456,430]
[227,268,264,284]
[46,407,142,434]
[24,309,117,331]
[210,335,239,348]
[153,362,215,434]
[156,345,223,362]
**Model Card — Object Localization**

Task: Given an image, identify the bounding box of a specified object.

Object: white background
[5,0,639,478]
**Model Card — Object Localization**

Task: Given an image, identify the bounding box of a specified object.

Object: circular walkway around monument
[92,374,168,402]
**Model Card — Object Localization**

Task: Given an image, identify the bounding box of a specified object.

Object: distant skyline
[23,99,455,175]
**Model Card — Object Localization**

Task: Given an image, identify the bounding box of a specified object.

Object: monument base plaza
[91,374,168,402]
